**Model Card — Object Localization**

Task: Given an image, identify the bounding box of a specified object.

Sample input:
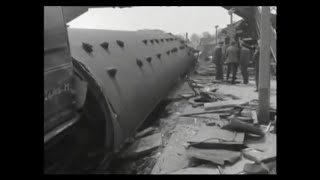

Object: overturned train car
[68,28,196,150]
[45,25,196,173]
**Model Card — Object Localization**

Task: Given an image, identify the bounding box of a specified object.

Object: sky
[68,6,242,36]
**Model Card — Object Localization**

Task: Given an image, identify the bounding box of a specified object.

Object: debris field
[107,59,277,175]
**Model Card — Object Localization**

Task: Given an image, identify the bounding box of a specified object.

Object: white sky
[68,6,242,36]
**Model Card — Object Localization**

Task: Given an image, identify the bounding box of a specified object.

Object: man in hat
[212,41,224,80]
[225,41,239,84]
[239,41,250,84]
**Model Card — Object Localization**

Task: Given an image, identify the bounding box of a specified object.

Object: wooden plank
[180,107,233,117]
[122,133,162,158]
[204,99,250,111]
[135,127,157,139]
[169,167,220,174]
[186,147,241,166]
[236,105,276,112]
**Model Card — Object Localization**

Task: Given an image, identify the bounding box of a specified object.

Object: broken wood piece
[243,159,276,174]
[180,108,233,117]
[204,99,251,111]
[243,149,276,163]
[244,133,276,153]
[187,126,245,151]
[217,166,225,174]
[187,113,220,120]
[224,94,241,100]
[265,121,272,133]
[236,105,276,113]
[222,119,265,137]
[179,93,195,99]
[236,116,254,123]
[122,133,162,158]
[186,147,241,166]
[169,167,220,174]
[219,113,231,119]
[135,127,157,139]
[243,163,269,174]
[221,156,254,174]
[202,86,219,93]
[240,109,253,117]
[251,111,258,125]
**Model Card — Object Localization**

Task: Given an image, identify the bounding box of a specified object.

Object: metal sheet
[68,28,195,149]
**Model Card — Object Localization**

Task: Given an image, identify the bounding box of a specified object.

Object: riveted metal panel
[68,28,195,149]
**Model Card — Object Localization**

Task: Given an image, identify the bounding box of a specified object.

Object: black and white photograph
[44,6,277,174]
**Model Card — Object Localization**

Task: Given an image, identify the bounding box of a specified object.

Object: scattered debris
[221,156,254,174]
[217,166,225,174]
[195,66,216,76]
[187,126,245,150]
[169,166,220,174]
[122,133,162,159]
[236,116,254,123]
[221,119,265,137]
[224,94,241,100]
[180,106,233,117]
[179,93,195,99]
[186,147,241,165]
[134,127,157,139]
[111,55,276,174]
[243,134,276,163]
[242,148,276,163]
[244,133,276,152]
[188,113,220,120]
[243,163,269,174]
[240,108,253,117]
[243,159,276,174]
[204,99,250,111]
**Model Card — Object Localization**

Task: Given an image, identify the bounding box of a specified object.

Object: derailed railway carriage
[44,6,197,173]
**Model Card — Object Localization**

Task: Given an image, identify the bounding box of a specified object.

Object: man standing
[239,42,250,84]
[213,41,224,80]
[225,41,239,84]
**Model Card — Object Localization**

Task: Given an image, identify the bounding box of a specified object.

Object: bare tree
[202,31,211,38]
[190,33,200,44]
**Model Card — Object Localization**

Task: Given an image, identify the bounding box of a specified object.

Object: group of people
[212,40,260,91]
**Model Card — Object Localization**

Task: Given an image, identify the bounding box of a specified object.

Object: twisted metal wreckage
[44,6,197,173]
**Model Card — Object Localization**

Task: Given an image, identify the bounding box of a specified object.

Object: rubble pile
[151,61,277,174]
[168,97,277,174]
[109,59,277,175]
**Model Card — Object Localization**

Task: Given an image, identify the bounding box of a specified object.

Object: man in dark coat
[239,42,250,84]
[213,41,224,80]
[225,41,239,84]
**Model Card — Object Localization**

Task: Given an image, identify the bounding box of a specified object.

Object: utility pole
[215,25,219,44]
[258,6,271,124]
[228,8,235,42]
